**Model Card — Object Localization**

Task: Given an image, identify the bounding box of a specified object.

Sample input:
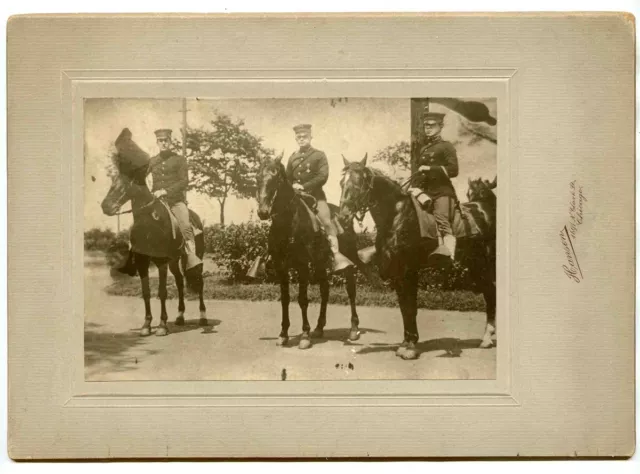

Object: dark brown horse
[255,153,364,349]
[338,154,496,359]
[101,157,207,337]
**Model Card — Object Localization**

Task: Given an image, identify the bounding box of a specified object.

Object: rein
[268,179,297,220]
[114,197,157,216]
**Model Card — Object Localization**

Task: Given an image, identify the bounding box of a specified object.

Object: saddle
[410,196,488,240]
[160,201,203,240]
[295,192,344,236]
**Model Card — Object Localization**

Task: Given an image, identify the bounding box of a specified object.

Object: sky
[84,98,496,232]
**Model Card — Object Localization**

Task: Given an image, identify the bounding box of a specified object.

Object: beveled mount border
[62,68,519,408]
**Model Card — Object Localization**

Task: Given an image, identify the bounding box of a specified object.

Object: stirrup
[357,245,376,264]
[184,251,202,271]
[332,252,354,272]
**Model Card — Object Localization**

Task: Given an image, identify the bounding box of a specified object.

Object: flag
[429,98,497,126]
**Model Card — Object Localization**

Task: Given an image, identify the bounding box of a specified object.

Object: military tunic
[149,150,189,205]
[411,136,459,200]
[285,146,329,201]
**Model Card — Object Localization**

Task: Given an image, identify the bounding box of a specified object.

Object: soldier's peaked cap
[293,124,312,133]
[423,112,445,123]
[154,128,173,139]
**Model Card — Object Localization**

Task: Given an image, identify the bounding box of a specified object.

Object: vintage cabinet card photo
[7,13,635,459]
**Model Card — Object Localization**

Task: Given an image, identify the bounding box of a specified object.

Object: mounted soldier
[409,107,460,260]
[149,128,203,272]
[286,123,353,272]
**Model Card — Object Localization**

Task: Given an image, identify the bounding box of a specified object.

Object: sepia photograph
[84,97,498,381]
[8,12,635,461]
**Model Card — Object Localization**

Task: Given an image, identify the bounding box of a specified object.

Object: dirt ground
[84,253,496,381]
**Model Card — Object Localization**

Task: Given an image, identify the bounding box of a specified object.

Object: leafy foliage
[84,227,117,251]
[204,222,271,282]
[372,141,411,175]
[180,112,273,225]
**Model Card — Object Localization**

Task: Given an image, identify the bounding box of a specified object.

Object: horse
[255,153,364,349]
[100,156,207,337]
[338,154,496,360]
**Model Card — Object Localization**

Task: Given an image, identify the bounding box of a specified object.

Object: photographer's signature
[560,180,587,283]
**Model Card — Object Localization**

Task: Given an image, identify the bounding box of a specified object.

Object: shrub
[84,227,117,251]
[204,222,271,282]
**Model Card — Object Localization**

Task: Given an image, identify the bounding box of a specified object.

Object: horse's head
[338,153,371,221]
[100,152,147,216]
[466,175,497,203]
[256,151,286,220]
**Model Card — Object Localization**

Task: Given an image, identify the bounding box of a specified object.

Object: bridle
[342,167,375,224]
[262,169,296,220]
[343,167,426,224]
[109,173,157,217]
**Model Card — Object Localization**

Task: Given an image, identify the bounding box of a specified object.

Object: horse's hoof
[298,338,312,350]
[395,344,408,357]
[140,327,151,337]
[479,339,494,349]
[348,330,361,342]
[156,326,168,337]
[277,336,289,347]
[401,346,419,360]
[199,318,208,327]
[175,316,185,326]
[311,328,324,339]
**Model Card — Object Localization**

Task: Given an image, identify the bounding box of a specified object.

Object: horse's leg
[394,265,420,360]
[311,267,328,339]
[155,261,169,337]
[400,268,420,359]
[169,259,186,326]
[480,278,497,348]
[136,254,153,337]
[297,264,312,350]
[198,285,207,327]
[276,262,290,346]
[345,266,361,341]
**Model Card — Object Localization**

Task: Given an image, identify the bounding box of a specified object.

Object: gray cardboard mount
[7,13,635,459]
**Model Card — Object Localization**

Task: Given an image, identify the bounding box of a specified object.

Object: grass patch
[105,274,486,312]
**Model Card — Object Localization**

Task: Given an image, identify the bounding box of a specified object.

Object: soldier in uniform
[149,128,202,271]
[286,123,353,272]
[409,109,459,259]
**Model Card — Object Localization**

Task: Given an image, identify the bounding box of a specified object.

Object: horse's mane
[367,166,407,198]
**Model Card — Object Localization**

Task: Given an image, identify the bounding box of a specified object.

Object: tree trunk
[219,198,226,226]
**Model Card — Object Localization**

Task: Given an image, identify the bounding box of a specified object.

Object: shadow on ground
[260,327,386,347]
[355,337,487,357]
[84,323,159,374]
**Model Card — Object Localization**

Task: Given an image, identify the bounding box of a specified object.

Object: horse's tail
[186,209,205,291]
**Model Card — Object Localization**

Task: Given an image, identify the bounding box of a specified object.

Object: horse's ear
[360,153,368,167]
[275,150,284,163]
[489,176,497,189]
[468,177,472,186]
[342,154,350,167]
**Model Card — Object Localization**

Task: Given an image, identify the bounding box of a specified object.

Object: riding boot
[183,239,203,271]
[116,250,137,276]
[329,235,354,272]
[443,234,456,260]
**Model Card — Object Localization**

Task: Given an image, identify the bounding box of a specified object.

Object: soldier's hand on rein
[292,183,304,191]
[408,187,422,197]
[419,165,431,172]
[153,189,167,198]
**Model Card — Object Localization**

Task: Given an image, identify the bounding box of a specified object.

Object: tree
[372,141,411,177]
[181,113,272,226]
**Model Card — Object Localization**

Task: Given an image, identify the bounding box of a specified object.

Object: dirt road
[84,254,496,381]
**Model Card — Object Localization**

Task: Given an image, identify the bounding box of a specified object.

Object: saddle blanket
[297,195,345,236]
[410,195,490,240]
[160,201,203,239]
